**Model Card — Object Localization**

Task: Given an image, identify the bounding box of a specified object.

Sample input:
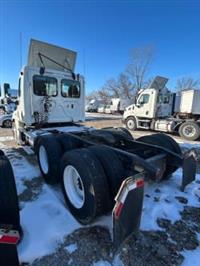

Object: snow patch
[0,136,14,141]
[0,144,40,195]
[18,184,81,263]
[141,169,200,231]
[1,137,200,264]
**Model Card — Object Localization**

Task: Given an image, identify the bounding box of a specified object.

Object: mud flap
[0,228,20,266]
[112,174,144,249]
[181,151,197,191]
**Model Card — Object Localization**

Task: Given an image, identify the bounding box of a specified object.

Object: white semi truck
[123,76,200,141]
[85,99,103,112]
[110,98,132,114]
[12,40,196,247]
[0,83,17,115]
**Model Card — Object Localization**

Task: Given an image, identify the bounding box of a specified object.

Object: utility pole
[19,32,22,69]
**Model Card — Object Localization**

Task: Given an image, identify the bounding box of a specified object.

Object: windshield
[138,94,150,104]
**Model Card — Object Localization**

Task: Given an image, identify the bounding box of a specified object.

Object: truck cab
[13,39,85,141]
[16,65,85,126]
[123,76,174,130]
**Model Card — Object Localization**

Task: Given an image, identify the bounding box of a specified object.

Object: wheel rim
[39,145,49,174]
[127,119,135,130]
[182,125,196,138]
[63,165,85,209]
[4,120,12,128]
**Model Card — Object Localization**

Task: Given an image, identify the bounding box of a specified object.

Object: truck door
[135,90,156,118]
[156,93,173,118]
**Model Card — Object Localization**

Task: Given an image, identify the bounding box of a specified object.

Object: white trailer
[123,76,200,141]
[179,90,200,115]
[12,40,196,247]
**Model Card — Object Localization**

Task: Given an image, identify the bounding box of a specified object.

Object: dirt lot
[0,114,200,266]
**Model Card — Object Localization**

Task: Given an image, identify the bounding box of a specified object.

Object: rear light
[0,229,20,245]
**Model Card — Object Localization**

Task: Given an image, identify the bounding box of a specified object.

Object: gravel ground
[1,114,200,266]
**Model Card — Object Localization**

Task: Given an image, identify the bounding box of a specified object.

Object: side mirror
[4,83,10,94]
[15,100,19,106]
[136,103,141,108]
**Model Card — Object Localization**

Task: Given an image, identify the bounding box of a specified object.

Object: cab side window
[158,94,170,104]
[61,79,80,98]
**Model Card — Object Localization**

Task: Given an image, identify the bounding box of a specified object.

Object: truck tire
[137,133,182,179]
[179,121,200,141]
[35,135,63,184]
[125,117,137,131]
[56,134,83,152]
[117,127,134,140]
[60,148,110,224]
[88,145,126,199]
[103,127,134,141]
[0,156,21,233]
[2,119,12,128]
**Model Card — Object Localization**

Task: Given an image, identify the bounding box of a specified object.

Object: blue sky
[0,0,200,93]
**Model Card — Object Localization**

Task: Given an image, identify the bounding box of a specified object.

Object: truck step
[137,119,151,123]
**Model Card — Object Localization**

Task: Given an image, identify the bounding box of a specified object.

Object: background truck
[123,76,200,141]
[0,83,17,115]
[110,98,132,114]
[12,39,196,246]
[85,99,103,112]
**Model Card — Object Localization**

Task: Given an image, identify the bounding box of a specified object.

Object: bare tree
[126,46,154,92]
[176,77,200,91]
[85,90,98,102]
[103,78,121,98]
[97,87,111,103]
[86,86,111,104]
[118,73,134,99]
